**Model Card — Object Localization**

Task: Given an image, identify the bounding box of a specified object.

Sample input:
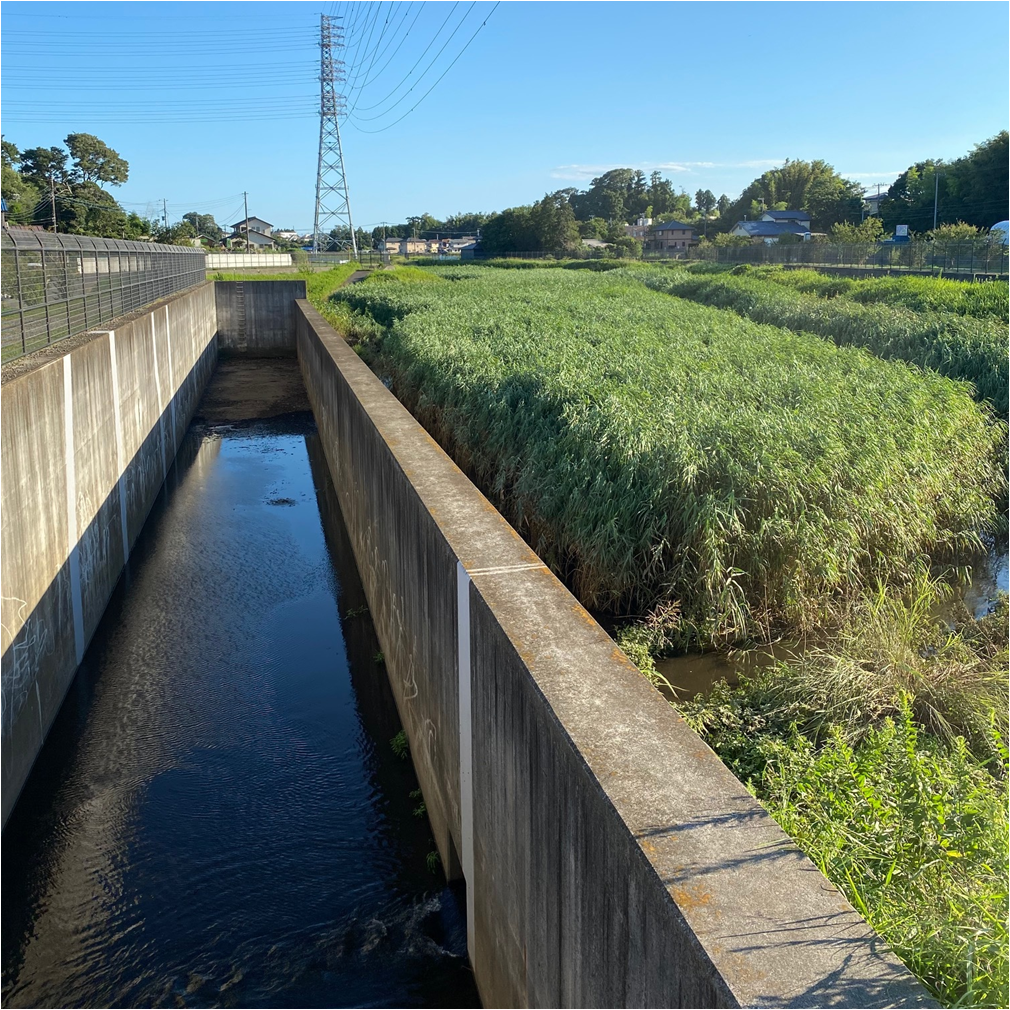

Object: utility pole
[244,191,249,250]
[50,175,57,232]
[932,172,939,231]
[313,13,357,258]
[162,199,169,235]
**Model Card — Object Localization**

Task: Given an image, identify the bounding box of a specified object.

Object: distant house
[272,229,300,242]
[731,211,811,244]
[760,210,811,229]
[624,216,652,241]
[862,193,886,217]
[460,242,481,260]
[381,236,434,255]
[648,220,694,253]
[226,215,275,249]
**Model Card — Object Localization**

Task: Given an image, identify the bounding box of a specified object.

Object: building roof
[231,216,273,229]
[653,220,694,231]
[734,220,810,237]
[227,228,274,243]
[761,210,810,221]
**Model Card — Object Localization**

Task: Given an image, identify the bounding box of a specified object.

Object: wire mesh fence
[686,240,1009,277]
[1,230,207,362]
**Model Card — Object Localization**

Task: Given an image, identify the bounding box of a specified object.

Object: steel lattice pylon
[313,14,357,257]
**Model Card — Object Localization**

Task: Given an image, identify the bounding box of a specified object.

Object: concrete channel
[0,279,937,1008]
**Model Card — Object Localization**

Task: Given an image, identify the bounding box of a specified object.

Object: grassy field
[211,261,363,296]
[626,265,1009,419]
[334,266,1001,644]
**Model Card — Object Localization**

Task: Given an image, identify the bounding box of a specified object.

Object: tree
[65,133,128,186]
[0,140,42,226]
[531,191,580,253]
[578,217,608,240]
[20,145,70,188]
[182,212,224,244]
[611,236,642,259]
[717,194,731,215]
[15,134,132,235]
[695,189,717,215]
[713,232,751,247]
[153,218,198,245]
[406,212,441,237]
[480,206,537,255]
[928,221,986,242]
[881,132,1009,232]
[830,217,884,242]
[718,159,863,231]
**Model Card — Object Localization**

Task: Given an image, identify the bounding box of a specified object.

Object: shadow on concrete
[1,340,216,826]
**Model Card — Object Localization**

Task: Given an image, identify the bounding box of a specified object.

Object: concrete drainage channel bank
[1,279,935,1008]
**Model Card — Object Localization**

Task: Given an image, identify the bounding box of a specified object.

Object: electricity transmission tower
[313,14,357,257]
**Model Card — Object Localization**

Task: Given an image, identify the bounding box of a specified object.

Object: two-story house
[648,220,694,253]
[227,216,275,249]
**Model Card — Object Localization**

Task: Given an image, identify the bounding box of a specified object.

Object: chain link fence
[686,240,1009,277]
[1,230,206,362]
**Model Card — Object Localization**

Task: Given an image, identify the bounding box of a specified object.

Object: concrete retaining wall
[1,283,217,826]
[215,281,307,356]
[295,299,934,1009]
[206,253,293,269]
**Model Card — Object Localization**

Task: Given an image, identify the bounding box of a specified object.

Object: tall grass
[682,592,1009,1008]
[333,268,1002,644]
[627,267,1009,418]
[752,267,1010,321]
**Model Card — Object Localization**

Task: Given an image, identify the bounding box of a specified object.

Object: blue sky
[2,1,1007,233]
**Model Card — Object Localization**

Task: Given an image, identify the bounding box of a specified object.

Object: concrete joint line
[107,332,131,564]
[466,562,548,577]
[150,316,167,481]
[62,355,85,665]
[164,306,177,451]
[456,561,476,961]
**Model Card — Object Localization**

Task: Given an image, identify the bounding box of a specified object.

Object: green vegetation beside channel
[332,266,1001,644]
[627,265,1009,419]
[211,261,363,297]
[754,267,1010,321]
[305,262,1007,1008]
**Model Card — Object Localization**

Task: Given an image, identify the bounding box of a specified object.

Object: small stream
[1,363,479,1009]
[655,544,1009,699]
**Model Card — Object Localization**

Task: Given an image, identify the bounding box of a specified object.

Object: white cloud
[550,159,786,181]
[843,171,901,179]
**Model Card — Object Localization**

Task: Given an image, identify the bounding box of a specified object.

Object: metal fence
[687,240,1009,277]
[1,230,206,362]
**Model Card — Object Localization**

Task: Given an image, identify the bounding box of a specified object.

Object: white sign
[895,224,909,237]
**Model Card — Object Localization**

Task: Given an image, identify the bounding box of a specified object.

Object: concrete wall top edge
[294,301,543,575]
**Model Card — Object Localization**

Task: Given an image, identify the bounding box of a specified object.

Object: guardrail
[1,230,206,362]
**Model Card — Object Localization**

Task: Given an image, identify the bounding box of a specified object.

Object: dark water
[1,413,479,1009]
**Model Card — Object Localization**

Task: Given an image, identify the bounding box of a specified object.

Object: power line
[349,2,498,133]
[349,1,461,115]
[345,2,427,111]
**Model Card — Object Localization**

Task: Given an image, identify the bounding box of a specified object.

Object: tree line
[4,131,1005,253]
[379,132,1008,257]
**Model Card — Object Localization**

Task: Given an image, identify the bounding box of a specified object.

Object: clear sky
[2,1,1007,233]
